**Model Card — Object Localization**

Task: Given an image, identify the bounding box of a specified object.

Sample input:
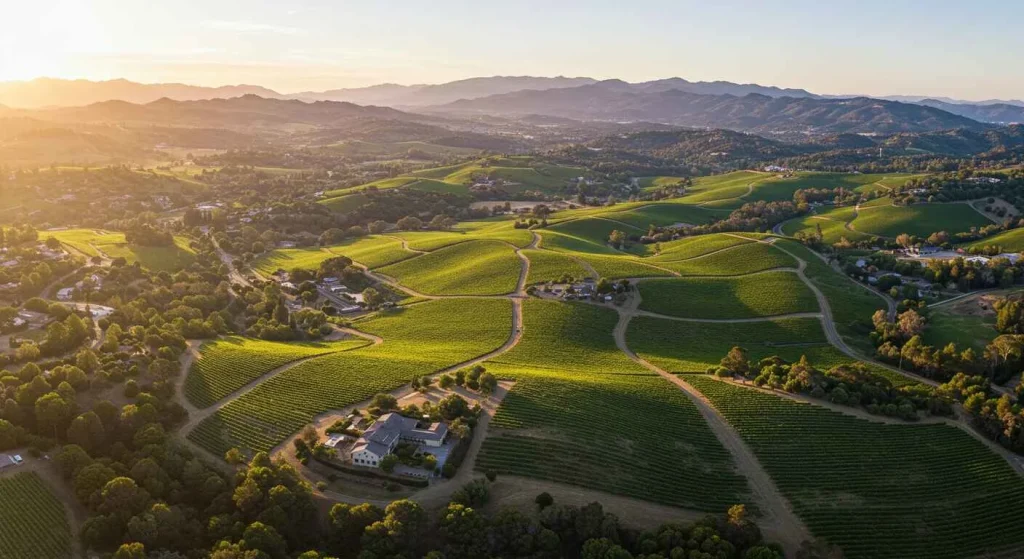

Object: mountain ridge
[428,83,986,135]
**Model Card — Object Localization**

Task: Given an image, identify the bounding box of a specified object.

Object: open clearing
[48,228,195,271]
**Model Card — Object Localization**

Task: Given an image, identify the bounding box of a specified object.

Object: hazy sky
[3,0,1023,99]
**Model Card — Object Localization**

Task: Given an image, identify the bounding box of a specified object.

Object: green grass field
[852,203,991,238]
[922,308,996,353]
[188,298,513,456]
[377,239,522,295]
[628,315,836,372]
[478,300,751,511]
[184,337,369,409]
[48,228,195,271]
[638,271,818,319]
[0,472,72,559]
[687,376,1024,559]
[251,236,417,275]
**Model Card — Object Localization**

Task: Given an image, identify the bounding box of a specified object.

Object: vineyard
[851,203,991,238]
[188,299,512,456]
[537,229,619,255]
[782,213,873,245]
[323,236,420,269]
[546,217,644,249]
[647,233,752,262]
[394,221,533,251]
[479,300,751,511]
[522,249,590,284]
[686,376,1024,559]
[637,271,818,319]
[775,239,887,351]
[600,203,728,229]
[0,472,72,559]
[184,337,369,408]
[627,315,837,372]
[377,239,522,295]
[656,242,796,276]
[581,254,676,279]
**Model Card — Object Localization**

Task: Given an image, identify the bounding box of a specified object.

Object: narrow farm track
[740,238,1024,472]
[827,258,898,320]
[610,287,811,555]
[384,235,429,255]
[758,237,941,388]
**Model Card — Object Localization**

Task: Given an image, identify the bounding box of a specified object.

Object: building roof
[407,421,448,442]
[352,413,449,458]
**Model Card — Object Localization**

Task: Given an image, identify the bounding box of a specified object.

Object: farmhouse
[350,412,449,468]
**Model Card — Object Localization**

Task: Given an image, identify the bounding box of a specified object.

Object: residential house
[350,413,449,468]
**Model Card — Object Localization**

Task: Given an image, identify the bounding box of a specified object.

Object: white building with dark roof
[350,412,449,468]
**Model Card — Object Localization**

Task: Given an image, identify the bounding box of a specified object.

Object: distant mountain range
[427,81,986,135]
[0,76,816,109]
[0,78,280,109]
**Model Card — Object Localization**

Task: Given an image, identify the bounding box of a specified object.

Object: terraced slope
[188,299,512,456]
[687,376,1024,559]
[478,300,751,512]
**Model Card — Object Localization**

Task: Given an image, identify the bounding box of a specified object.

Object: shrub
[535,492,554,510]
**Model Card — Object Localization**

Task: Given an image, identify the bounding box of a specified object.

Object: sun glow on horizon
[0,1,117,82]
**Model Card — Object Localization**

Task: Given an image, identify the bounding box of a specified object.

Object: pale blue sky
[3,0,1022,99]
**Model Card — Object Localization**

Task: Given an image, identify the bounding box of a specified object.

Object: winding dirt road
[610,286,811,555]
